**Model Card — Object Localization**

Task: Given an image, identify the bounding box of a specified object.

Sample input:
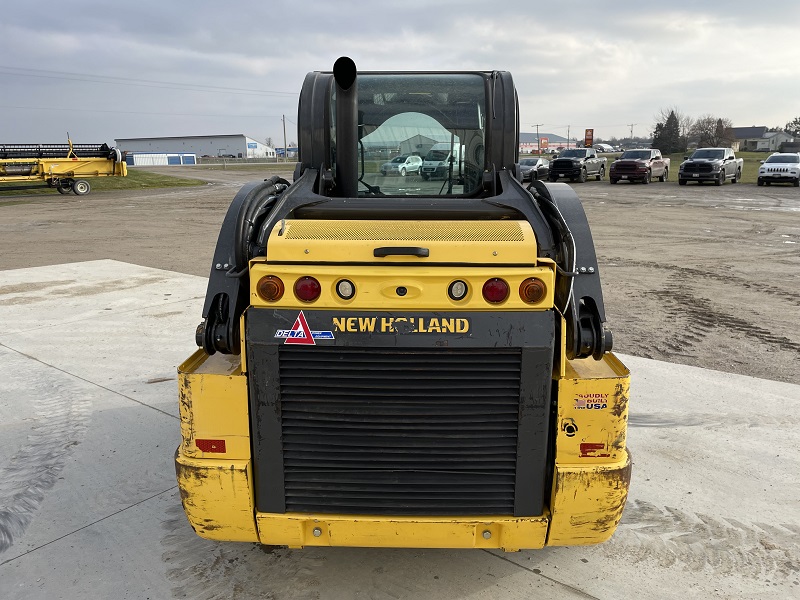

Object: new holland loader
[175,57,631,551]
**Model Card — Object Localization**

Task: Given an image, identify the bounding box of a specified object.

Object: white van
[593,143,614,153]
[421,142,462,180]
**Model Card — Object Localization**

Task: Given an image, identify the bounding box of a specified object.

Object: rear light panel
[249,264,554,309]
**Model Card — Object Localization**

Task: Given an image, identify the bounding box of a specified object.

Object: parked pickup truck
[678,148,743,185]
[549,148,606,182]
[609,149,670,184]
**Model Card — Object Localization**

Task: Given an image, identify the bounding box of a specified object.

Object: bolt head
[482,530,492,540]
[312,527,322,537]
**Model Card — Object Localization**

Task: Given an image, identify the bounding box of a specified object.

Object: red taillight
[294,276,321,302]
[519,278,547,304]
[196,439,226,453]
[482,278,509,303]
[256,275,284,302]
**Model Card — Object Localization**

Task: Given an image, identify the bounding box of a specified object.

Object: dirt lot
[1,166,797,384]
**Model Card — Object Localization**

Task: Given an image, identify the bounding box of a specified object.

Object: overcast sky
[2,1,797,146]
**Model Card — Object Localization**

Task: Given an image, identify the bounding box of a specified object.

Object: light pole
[532,123,543,154]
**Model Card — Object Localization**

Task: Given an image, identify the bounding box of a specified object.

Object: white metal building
[114,134,276,159]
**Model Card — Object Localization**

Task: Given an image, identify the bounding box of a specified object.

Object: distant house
[731,127,794,152]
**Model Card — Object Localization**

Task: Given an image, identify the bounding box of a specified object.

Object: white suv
[757,153,800,187]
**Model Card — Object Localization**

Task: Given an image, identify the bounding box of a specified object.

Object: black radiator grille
[278,347,521,515]
[551,159,577,171]
[682,162,713,173]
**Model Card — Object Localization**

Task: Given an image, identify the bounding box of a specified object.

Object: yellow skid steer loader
[176,57,630,551]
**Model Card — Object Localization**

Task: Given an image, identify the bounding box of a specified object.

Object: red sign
[584,129,594,148]
[539,137,549,151]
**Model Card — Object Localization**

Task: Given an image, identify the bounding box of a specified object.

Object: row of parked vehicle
[518,149,800,187]
[379,148,800,188]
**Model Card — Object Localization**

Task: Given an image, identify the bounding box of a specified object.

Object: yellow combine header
[0,138,126,195]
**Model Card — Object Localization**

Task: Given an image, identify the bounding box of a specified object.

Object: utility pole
[567,125,570,149]
[627,123,636,143]
[282,115,288,163]
[532,123,543,154]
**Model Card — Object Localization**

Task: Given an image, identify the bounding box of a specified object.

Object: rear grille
[278,346,521,515]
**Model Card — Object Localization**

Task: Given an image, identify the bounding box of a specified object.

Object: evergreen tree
[652,110,683,153]
[663,111,681,153]
[653,111,686,154]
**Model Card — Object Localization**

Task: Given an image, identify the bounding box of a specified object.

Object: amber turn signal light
[256,275,285,302]
[519,278,546,304]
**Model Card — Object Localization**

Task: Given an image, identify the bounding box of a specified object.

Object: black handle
[373,246,430,258]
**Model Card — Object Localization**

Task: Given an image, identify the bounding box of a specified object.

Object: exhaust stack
[333,56,358,198]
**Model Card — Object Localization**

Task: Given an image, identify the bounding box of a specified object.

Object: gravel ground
[1,166,797,383]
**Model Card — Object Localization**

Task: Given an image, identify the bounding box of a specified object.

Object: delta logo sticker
[274,311,334,345]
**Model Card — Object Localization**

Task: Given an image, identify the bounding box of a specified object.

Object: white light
[449,280,468,300]
[337,279,355,299]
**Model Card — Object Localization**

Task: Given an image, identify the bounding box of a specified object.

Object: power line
[0,104,286,119]
[0,65,298,97]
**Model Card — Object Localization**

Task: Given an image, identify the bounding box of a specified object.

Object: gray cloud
[1,1,797,144]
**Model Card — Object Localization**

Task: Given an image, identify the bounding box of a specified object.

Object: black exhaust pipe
[333,56,358,198]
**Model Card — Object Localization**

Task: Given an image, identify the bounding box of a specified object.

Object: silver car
[380,154,422,176]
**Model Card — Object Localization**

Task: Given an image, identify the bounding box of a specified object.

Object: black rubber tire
[678,179,687,186]
[659,168,668,182]
[715,171,724,186]
[765,181,771,186]
[596,166,605,181]
[642,170,650,184]
[757,179,764,186]
[57,185,71,194]
[794,179,799,187]
[610,178,618,184]
[549,176,557,182]
[400,167,406,177]
[732,169,740,184]
[421,174,429,181]
[577,168,587,183]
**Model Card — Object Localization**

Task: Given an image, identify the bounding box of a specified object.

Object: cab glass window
[338,74,486,197]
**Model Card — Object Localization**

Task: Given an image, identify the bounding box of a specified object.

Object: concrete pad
[1,261,798,599]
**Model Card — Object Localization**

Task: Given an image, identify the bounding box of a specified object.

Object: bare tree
[689,115,735,147]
